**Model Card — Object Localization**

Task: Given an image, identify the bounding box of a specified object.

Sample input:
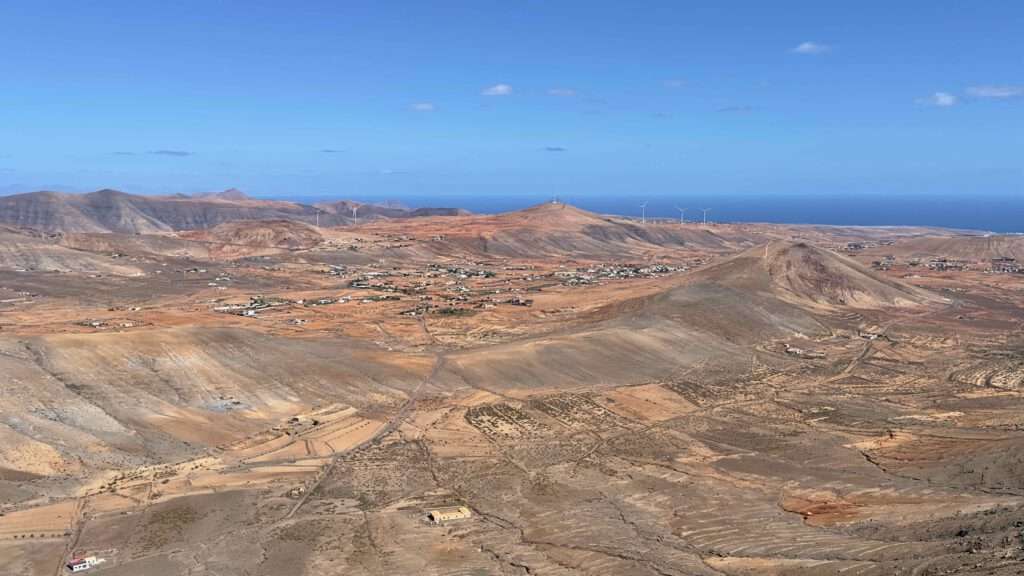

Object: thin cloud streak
[917,92,958,107]
[482,83,512,96]
[967,85,1024,99]
[149,150,192,157]
[717,105,756,113]
[792,41,830,54]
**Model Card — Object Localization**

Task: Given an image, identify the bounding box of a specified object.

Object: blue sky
[0,1,1021,214]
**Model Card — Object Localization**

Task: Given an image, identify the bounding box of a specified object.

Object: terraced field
[950,359,1024,389]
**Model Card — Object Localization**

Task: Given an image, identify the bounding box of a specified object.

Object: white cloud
[547,88,576,97]
[664,79,685,88]
[411,102,436,112]
[966,85,1024,99]
[481,83,512,96]
[918,92,958,107]
[792,41,830,55]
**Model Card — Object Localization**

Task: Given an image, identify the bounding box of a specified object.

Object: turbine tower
[702,208,711,225]
[351,205,359,226]
[675,206,686,225]
[640,201,648,225]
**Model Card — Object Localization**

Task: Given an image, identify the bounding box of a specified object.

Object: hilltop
[361,201,761,259]
[192,188,253,202]
[692,240,943,309]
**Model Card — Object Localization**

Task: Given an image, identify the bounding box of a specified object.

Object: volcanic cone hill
[693,240,944,310]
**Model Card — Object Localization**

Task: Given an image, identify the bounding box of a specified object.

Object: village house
[927,258,969,272]
[67,556,105,572]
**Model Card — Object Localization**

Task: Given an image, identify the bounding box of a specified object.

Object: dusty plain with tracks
[3,203,1024,575]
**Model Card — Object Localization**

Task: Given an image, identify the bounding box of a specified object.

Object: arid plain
[3,194,1024,575]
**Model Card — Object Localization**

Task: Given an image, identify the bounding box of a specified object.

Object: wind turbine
[315,209,321,228]
[702,208,711,225]
[675,206,686,225]
[640,202,648,225]
[351,205,359,226]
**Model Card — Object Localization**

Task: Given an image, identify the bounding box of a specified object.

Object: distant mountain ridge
[192,188,253,202]
[0,189,466,234]
[313,199,468,220]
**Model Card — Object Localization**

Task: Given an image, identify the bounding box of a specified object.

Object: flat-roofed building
[427,506,472,524]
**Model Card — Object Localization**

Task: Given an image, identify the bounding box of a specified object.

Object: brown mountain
[870,234,1024,263]
[312,199,467,223]
[360,201,760,259]
[466,240,947,392]
[695,240,943,309]
[192,188,253,202]
[178,219,325,259]
[0,189,311,233]
[0,189,466,234]
[0,225,144,275]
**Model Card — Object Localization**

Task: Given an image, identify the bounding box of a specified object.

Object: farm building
[427,506,472,524]
[67,556,105,572]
